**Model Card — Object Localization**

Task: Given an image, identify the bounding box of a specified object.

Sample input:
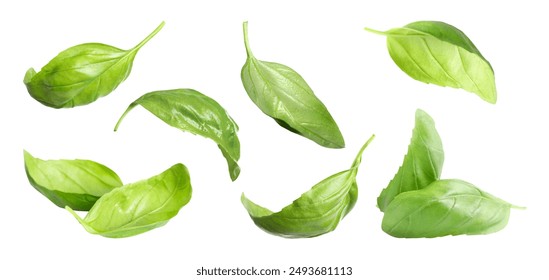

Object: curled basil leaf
[241,135,374,238]
[24,22,164,108]
[114,89,241,181]
[377,109,444,211]
[365,21,497,103]
[378,109,522,238]
[382,179,520,238]
[23,150,123,211]
[240,21,345,148]
[66,163,192,238]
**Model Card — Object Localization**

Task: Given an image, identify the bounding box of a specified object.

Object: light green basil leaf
[114,89,241,181]
[241,135,374,238]
[24,22,164,108]
[365,21,496,103]
[23,150,123,211]
[377,109,443,211]
[382,179,521,238]
[66,163,192,238]
[240,21,345,148]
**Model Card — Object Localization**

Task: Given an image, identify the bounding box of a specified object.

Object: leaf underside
[366,21,496,103]
[114,89,241,181]
[382,179,512,238]
[67,163,192,238]
[23,150,123,211]
[241,22,345,148]
[24,22,164,108]
[377,109,520,238]
[24,45,135,108]
[242,135,374,238]
[377,109,444,211]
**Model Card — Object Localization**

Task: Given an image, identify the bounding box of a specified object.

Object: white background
[1,0,547,279]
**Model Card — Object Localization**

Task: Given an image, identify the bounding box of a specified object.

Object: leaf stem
[114,103,138,131]
[243,21,253,57]
[66,206,99,234]
[65,206,86,224]
[363,26,387,36]
[351,134,375,169]
[132,21,165,51]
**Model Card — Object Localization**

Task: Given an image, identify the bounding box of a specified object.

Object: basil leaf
[241,135,374,238]
[23,150,123,211]
[365,21,497,103]
[377,109,443,211]
[66,163,192,238]
[378,110,522,238]
[382,179,520,238]
[240,22,345,148]
[114,89,241,181]
[24,22,164,108]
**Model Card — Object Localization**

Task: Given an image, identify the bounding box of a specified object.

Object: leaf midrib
[92,171,185,234]
[386,193,509,233]
[50,48,137,107]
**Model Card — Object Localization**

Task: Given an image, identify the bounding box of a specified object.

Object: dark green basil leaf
[114,89,241,181]
[365,21,496,103]
[377,109,443,211]
[241,135,374,238]
[24,22,164,108]
[240,22,345,148]
[382,179,520,238]
[66,163,192,238]
[23,150,123,211]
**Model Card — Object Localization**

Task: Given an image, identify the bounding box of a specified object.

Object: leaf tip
[335,134,346,148]
[414,108,436,126]
[240,192,249,204]
[23,149,35,164]
[24,67,36,84]
[486,94,497,104]
[230,166,241,181]
[415,108,429,117]
[330,139,346,149]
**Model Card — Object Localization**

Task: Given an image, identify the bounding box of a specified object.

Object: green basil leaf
[24,22,164,108]
[241,135,374,238]
[66,163,192,238]
[114,89,241,181]
[365,21,497,103]
[240,22,345,148]
[23,150,123,211]
[377,109,443,211]
[382,179,521,238]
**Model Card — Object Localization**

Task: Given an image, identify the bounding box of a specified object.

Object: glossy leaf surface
[382,179,517,238]
[365,21,496,103]
[114,89,241,181]
[24,22,164,108]
[67,163,192,238]
[377,109,443,211]
[241,22,345,148]
[23,150,123,211]
[242,135,374,238]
